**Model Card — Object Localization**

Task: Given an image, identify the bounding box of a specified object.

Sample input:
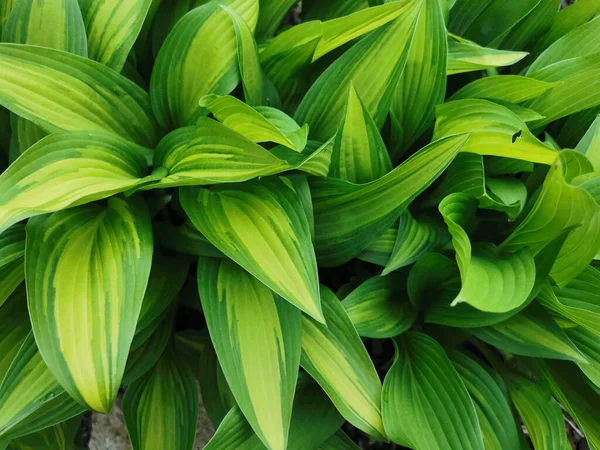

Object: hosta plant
[0,0,600,449]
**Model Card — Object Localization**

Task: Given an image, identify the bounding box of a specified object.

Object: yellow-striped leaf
[7,417,81,450]
[25,196,153,412]
[342,275,416,339]
[0,224,25,306]
[329,83,392,183]
[199,95,308,152]
[300,286,386,439]
[181,177,322,322]
[382,332,484,450]
[0,131,150,235]
[150,0,258,128]
[79,0,153,71]
[311,133,469,266]
[0,44,159,146]
[197,257,302,450]
[0,0,17,35]
[122,353,198,450]
[447,36,528,75]
[450,75,558,104]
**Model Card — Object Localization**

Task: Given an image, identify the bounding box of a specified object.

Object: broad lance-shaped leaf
[156,220,222,258]
[181,177,323,322]
[382,332,484,450]
[0,44,159,147]
[8,115,48,164]
[301,286,386,439]
[122,353,198,450]
[563,326,600,389]
[0,288,29,383]
[294,0,422,140]
[311,133,470,267]
[79,0,153,71]
[0,224,25,306]
[329,83,392,183]
[576,114,600,171]
[197,257,302,450]
[255,0,296,39]
[0,332,85,441]
[150,0,258,128]
[8,417,81,450]
[450,75,558,104]
[439,193,536,313]
[471,304,586,362]
[434,99,557,165]
[0,131,151,235]
[25,196,153,412]
[389,0,447,155]
[342,274,416,339]
[501,150,600,287]
[357,222,398,266]
[446,35,528,75]
[200,95,308,152]
[448,351,520,450]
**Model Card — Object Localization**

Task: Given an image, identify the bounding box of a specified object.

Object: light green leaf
[204,406,261,450]
[0,288,29,382]
[450,76,558,104]
[390,0,447,154]
[25,196,153,412]
[301,286,386,439]
[79,0,153,71]
[255,0,297,39]
[382,332,484,450]
[123,353,198,450]
[0,131,150,235]
[150,0,258,128]
[3,0,87,56]
[501,151,600,287]
[329,83,392,183]
[197,257,302,450]
[439,193,536,313]
[294,0,422,140]
[0,224,24,307]
[472,305,587,362]
[575,114,600,170]
[449,351,520,450]
[311,133,469,266]
[0,0,17,35]
[434,99,557,165]
[563,326,600,389]
[200,95,308,152]
[447,37,528,75]
[0,44,159,146]
[342,274,416,339]
[0,333,85,440]
[181,177,323,322]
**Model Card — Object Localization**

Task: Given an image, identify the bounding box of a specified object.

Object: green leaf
[8,417,81,450]
[0,224,25,307]
[447,36,528,75]
[3,0,87,56]
[199,95,308,152]
[311,133,469,266]
[300,286,386,439]
[318,430,361,450]
[471,305,587,362]
[329,83,392,183]
[197,257,302,450]
[504,370,570,450]
[501,151,600,287]
[434,99,557,165]
[0,288,29,382]
[204,406,261,450]
[25,196,153,412]
[575,114,600,170]
[382,332,484,450]
[123,353,198,450]
[342,274,416,339]
[563,326,600,388]
[0,0,17,35]
[0,44,159,147]
[449,351,520,450]
[181,177,323,322]
[79,0,153,71]
[8,116,47,164]
[408,252,459,310]
[450,76,557,104]
[356,222,398,266]
[155,220,223,258]
[294,0,422,140]
[439,193,536,313]
[255,0,297,39]
[0,332,85,440]
[0,131,150,235]
[150,0,258,128]
[389,0,447,154]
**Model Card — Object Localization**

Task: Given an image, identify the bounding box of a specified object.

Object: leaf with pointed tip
[342,274,416,339]
[255,0,297,39]
[150,0,258,128]
[501,151,600,287]
[329,83,391,183]
[311,133,469,266]
[200,95,307,152]
[0,224,24,307]
[408,252,459,310]
[78,0,153,71]
[156,221,223,258]
[446,37,528,75]
[301,286,386,439]
[7,417,81,450]
[204,406,260,450]
[450,76,558,104]
[181,177,323,322]
[382,332,484,450]
[439,193,536,313]
[356,223,398,266]
[25,196,153,412]
[123,353,198,450]
[563,326,600,389]
[0,288,29,382]
[197,257,301,450]
[576,114,600,170]
[0,44,159,146]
